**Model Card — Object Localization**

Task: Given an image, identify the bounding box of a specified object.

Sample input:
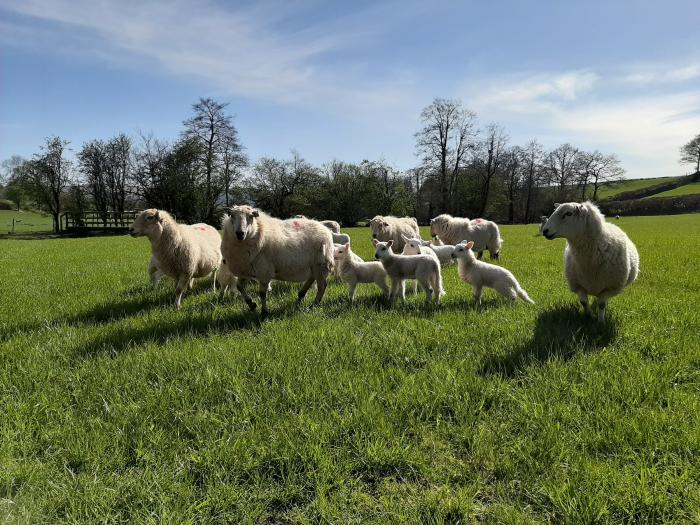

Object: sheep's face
[130,209,162,238]
[542,202,588,240]
[227,205,259,241]
[451,241,475,261]
[429,215,450,238]
[369,217,389,239]
[333,243,350,262]
[401,235,422,255]
[373,239,393,260]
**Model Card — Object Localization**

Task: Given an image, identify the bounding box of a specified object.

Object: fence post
[12,218,15,234]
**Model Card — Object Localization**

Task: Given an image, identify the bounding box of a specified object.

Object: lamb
[369,215,420,252]
[452,241,534,306]
[129,209,221,308]
[401,234,444,294]
[334,242,389,301]
[332,232,351,245]
[542,201,639,322]
[401,235,455,265]
[321,220,341,233]
[221,206,334,314]
[373,239,444,304]
[430,214,503,259]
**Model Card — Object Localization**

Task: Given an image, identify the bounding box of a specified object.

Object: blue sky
[1,0,699,178]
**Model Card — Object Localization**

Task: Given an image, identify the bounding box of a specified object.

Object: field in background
[644,181,700,199]
[0,210,53,234]
[595,176,678,200]
[1,216,700,522]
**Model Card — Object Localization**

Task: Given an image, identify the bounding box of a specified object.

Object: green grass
[0,209,53,234]
[595,177,679,200]
[1,216,700,523]
[644,181,700,199]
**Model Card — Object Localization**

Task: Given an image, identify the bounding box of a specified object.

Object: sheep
[542,201,639,322]
[452,241,534,306]
[334,242,389,301]
[369,215,420,252]
[373,239,444,304]
[147,255,165,288]
[332,232,351,245]
[401,234,444,294]
[539,216,548,236]
[221,206,334,315]
[321,220,341,233]
[401,235,455,265]
[430,214,503,259]
[333,242,362,281]
[129,209,221,308]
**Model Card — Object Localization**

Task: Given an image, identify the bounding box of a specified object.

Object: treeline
[0,97,625,233]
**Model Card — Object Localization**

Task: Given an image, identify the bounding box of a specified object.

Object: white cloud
[621,62,700,85]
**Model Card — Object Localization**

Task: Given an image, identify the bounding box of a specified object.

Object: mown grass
[0,210,53,234]
[1,215,699,523]
[644,181,700,199]
[595,177,678,200]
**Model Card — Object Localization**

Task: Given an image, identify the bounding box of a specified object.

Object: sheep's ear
[577,203,587,215]
[382,221,389,227]
[252,209,259,217]
[553,202,561,209]
[155,210,161,222]
[387,240,394,247]
[466,241,475,249]
[344,242,350,248]
[372,238,379,246]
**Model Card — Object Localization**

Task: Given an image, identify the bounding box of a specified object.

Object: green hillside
[644,181,700,199]
[596,177,679,200]
[0,210,53,234]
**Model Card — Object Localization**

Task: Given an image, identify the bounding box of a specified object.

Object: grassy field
[595,177,678,200]
[1,216,699,523]
[0,209,53,234]
[644,181,700,199]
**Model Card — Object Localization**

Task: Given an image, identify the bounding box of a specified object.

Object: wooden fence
[61,211,140,233]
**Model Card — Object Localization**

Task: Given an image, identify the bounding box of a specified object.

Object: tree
[21,137,73,233]
[220,131,248,207]
[183,97,244,222]
[586,152,624,201]
[546,143,580,200]
[415,98,477,213]
[502,147,523,223]
[104,134,131,220]
[679,134,700,173]
[476,124,508,217]
[78,140,110,224]
[521,140,544,222]
[1,156,27,210]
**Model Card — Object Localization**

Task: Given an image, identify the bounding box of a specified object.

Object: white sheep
[130,209,221,308]
[332,232,351,245]
[369,215,420,252]
[430,214,503,259]
[373,239,444,304]
[334,242,389,301]
[221,207,334,314]
[452,241,534,306]
[542,201,639,322]
[321,220,341,233]
[401,235,455,265]
[400,234,444,294]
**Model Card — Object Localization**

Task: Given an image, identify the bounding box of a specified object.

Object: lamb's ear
[251,209,259,218]
[553,202,561,209]
[466,241,474,250]
[155,210,162,222]
[372,238,379,246]
[387,240,394,247]
[344,242,350,249]
[382,221,389,227]
[576,203,587,215]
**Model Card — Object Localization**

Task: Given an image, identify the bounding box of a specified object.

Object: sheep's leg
[148,265,162,289]
[477,251,484,260]
[389,279,400,303]
[377,278,390,298]
[237,278,257,310]
[398,280,406,302]
[348,280,357,303]
[313,275,328,306]
[297,277,315,303]
[175,274,191,309]
[473,285,483,307]
[420,279,432,303]
[594,295,609,322]
[211,269,217,292]
[578,292,591,316]
[258,281,270,315]
[412,279,418,295]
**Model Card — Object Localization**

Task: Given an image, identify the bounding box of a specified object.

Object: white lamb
[430,214,503,259]
[400,234,444,294]
[321,220,341,233]
[369,215,420,252]
[130,209,221,308]
[221,207,334,314]
[332,232,351,245]
[401,235,455,265]
[542,201,639,322]
[373,239,444,304]
[334,242,389,301]
[452,241,534,306]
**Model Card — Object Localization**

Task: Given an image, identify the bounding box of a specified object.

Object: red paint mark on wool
[473,218,485,224]
[292,220,302,229]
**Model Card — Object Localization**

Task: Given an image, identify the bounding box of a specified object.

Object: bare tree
[476,124,508,217]
[502,146,523,223]
[78,140,109,224]
[21,137,73,232]
[546,143,580,200]
[104,134,131,222]
[679,134,700,173]
[183,97,243,222]
[220,131,248,207]
[587,152,624,201]
[1,156,27,210]
[415,98,477,212]
[521,140,544,222]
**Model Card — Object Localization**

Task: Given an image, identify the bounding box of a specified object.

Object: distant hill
[596,176,680,200]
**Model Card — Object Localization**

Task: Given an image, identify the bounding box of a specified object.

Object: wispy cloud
[621,62,700,85]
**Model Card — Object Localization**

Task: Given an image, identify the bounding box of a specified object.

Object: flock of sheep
[129,201,639,322]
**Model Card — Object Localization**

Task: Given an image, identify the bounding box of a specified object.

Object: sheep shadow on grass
[479,304,618,378]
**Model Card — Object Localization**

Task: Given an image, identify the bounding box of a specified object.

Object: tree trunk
[53,212,60,233]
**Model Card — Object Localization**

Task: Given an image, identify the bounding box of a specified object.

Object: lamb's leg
[398,280,406,302]
[258,281,270,315]
[348,280,357,303]
[477,251,484,260]
[412,279,418,295]
[420,278,432,303]
[297,277,315,303]
[376,277,389,298]
[314,276,328,305]
[237,278,257,310]
[578,292,591,316]
[473,285,483,307]
[389,278,400,303]
[175,274,191,309]
[148,264,162,289]
[211,269,217,292]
